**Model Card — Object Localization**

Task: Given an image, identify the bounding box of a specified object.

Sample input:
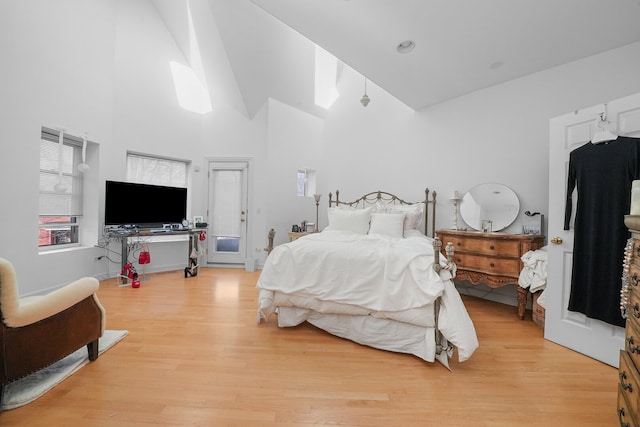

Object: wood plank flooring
[1,268,618,426]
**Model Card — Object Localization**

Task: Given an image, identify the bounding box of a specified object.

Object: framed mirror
[459,183,519,232]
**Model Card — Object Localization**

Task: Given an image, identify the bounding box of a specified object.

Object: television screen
[105,180,187,228]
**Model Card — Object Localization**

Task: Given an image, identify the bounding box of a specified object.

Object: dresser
[436,229,544,320]
[618,216,640,427]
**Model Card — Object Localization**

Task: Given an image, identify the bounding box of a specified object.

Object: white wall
[265,98,325,247]
[320,41,640,305]
[0,0,116,294]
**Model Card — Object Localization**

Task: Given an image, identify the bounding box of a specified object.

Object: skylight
[314,46,339,109]
[170,61,212,114]
[169,1,212,114]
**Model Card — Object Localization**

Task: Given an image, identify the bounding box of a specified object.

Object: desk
[436,229,544,320]
[106,228,206,283]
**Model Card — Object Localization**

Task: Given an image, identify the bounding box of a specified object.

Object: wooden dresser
[436,229,544,320]
[618,216,640,427]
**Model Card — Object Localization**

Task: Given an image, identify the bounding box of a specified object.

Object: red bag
[138,243,151,265]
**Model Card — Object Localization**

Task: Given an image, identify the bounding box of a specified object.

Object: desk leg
[120,237,128,284]
[516,286,527,320]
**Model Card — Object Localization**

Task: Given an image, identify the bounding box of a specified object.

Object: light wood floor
[1,268,618,426]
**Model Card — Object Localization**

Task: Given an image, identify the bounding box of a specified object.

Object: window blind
[127,153,187,188]
[212,169,241,237]
[39,128,83,216]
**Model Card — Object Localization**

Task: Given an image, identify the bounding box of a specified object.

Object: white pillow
[385,203,424,231]
[326,207,372,234]
[369,213,406,238]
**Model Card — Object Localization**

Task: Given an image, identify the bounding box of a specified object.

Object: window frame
[38,127,85,251]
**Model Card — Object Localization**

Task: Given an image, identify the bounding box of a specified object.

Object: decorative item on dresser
[435,229,544,320]
[618,215,640,427]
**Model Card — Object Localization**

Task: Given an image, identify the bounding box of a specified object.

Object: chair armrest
[5,277,100,328]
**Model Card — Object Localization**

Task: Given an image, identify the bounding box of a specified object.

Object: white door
[547,93,640,367]
[207,161,249,266]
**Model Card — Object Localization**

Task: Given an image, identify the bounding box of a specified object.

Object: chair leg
[87,339,99,361]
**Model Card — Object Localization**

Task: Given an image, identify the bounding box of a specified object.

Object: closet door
[547,93,640,367]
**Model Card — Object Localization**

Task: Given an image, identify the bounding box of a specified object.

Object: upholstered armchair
[0,257,105,408]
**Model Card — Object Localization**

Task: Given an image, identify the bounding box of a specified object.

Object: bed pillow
[326,207,372,234]
[369,213,406,238]
[385,203,424,231]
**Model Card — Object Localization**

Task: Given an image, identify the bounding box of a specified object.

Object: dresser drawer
[619,384,639,427]
[629,287,640,325]
[620,350,640,419]
[454,253,521,277]
[626,315,640,373]
[446,236,520,257]
[630,263,640,293]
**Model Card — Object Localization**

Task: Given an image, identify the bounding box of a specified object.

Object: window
[296,169,317,197]
[39,128,85,249]
[126,153,188,187]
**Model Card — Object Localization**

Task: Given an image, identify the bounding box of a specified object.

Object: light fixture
[314,194,322,232]
[360,78,370,107]
[396,40,415,53]
[77,133,90,173]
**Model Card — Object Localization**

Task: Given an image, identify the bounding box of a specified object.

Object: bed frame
[328,188,437,237]
[327,188,455,356]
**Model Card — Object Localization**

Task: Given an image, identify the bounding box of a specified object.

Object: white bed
[256,189,478,367]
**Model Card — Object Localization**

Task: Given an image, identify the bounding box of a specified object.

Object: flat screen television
[105,180,187,228]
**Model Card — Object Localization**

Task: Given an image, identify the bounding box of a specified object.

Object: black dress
[564,136,640,327]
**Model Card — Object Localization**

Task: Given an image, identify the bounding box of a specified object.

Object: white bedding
[257,229,478,364]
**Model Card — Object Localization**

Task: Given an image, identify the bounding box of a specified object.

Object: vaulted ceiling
[156,0,640,117]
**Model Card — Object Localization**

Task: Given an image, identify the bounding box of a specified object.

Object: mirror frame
[459,183,520,232]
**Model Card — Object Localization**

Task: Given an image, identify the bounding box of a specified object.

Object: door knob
[551,236,563,245]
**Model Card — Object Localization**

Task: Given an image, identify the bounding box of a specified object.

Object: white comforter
[257,230,478,362]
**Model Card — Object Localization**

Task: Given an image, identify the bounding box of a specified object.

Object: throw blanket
[518,247,548,307]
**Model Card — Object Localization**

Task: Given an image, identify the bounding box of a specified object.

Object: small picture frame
[481,219,493,233]
[522,214,543,235]
[193,216,204,224]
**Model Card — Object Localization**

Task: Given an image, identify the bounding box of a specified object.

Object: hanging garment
[564,136,640,327]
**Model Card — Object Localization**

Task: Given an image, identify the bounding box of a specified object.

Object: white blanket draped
[257,230,478,362]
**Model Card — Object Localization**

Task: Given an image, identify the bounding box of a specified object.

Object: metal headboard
[328,188,437,237]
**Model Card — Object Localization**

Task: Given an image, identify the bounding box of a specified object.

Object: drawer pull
[618,407,630,427]
[620,371,634,392]
[634,303,640,319]
[628,336,640,353]
[631,273,639,288]
[489,245,495,250]
[456,258,462,263]
[490,262,495,268]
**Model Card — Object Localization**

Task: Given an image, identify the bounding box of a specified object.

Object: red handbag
[138,243,151,265]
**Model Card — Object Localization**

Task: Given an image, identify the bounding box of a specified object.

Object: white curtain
[212,170,241,237]
[127,153,187,188]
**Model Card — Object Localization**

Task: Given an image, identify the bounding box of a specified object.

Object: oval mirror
[459,183,520,232]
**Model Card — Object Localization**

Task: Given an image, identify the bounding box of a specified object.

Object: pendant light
[53,129,67,193]
[77,133,90,173]
[360,78,370,107]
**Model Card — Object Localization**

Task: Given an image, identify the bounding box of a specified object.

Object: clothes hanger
[591,111,618,144]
